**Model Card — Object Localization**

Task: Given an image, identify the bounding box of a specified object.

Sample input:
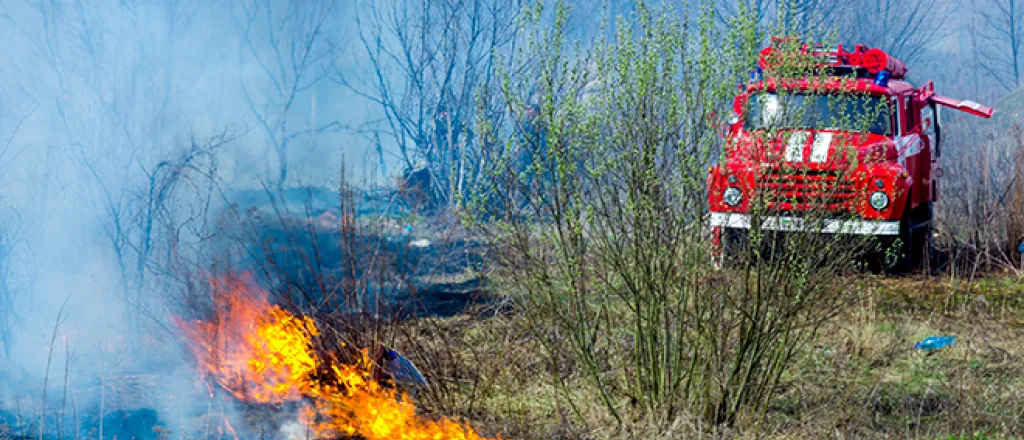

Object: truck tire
[895,215,914,273]
[721,227,748,267]
[909,202,934,273]
[893,202,933,274]
[862,219,910,274]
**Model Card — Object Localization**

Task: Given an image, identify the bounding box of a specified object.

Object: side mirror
[720,121,732,139]
[706,111,730,139]
[921,117,934,135]
[911,117,933,136]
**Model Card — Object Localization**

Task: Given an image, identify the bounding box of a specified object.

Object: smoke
[0,1,378,438]
[0,0,1011,438]
[278,421,308,440]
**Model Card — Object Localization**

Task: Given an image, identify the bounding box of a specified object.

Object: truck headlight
[724,187,742,207]
[869,191,889,210]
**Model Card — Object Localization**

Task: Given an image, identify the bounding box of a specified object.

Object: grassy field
[398,274,1024,440]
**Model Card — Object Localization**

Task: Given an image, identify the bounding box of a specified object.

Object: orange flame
[174,276,319,404]
[175,275,496,440]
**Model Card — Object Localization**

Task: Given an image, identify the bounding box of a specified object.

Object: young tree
[472,1,884,431]
[716,0,775,28]
[715,0,844,38]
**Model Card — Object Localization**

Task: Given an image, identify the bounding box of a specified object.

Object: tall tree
[234,0,346,190]
[9,0,227,339]
[343,0,522,207]
[0,106,32,359]
[836,0,949,66]
[972,0,1024,90]
[715,0,947,66]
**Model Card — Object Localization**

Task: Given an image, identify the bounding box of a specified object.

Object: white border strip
[709,212,900,235]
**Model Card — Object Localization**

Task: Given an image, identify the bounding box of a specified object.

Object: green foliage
[465,0,893,433]
[942,434,991,440]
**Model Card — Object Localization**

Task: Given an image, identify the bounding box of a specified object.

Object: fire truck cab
[708,39,994,270]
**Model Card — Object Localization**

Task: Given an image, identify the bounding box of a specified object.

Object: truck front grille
[757,168,859,213]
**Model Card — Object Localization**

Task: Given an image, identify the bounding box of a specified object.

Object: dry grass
[3,275,1021,440]
[760,277,1024,439]
[390,275,1024,440]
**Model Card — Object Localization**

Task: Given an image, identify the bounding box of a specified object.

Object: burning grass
[173,274,497,440]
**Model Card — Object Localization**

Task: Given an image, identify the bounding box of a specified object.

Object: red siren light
[757,47,774,69]
[859,48,886,72]
[857,48,907,78]
[754,39,908,80]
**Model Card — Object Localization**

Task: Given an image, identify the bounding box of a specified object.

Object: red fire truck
[708,38,994,270]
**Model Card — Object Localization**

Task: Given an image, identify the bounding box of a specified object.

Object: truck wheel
[866,217,912,274]
[722,228,748,267]
[897,216,915,273]
[915,223,935,274]
[909,203,934,273]
[890,202,934,274]
[863,236,892,274]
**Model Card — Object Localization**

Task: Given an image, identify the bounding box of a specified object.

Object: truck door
[925,91,994,201]
[894,94,925,208]
[916,100,938,203]
[905,92,934,206]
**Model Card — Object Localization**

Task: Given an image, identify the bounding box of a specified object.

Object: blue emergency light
[874,70,890,87]
[740,66,764,90]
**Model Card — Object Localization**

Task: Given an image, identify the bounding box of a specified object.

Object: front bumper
[709,212,900,235]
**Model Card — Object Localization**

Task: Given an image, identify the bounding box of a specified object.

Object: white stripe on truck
[709,212,900,235]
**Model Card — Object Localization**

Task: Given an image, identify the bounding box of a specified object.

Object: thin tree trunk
[40,298,69,440]
[59,340,70,440]
[1011,134,1024,266]
[98,354,104,440]
[71,392,79,440]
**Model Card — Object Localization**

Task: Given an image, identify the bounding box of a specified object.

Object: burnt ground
[220,186,495,319]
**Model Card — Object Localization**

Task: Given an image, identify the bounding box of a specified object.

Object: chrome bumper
[709,212,900,235]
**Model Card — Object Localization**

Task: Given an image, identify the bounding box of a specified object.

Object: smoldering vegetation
[0,0,1021,439]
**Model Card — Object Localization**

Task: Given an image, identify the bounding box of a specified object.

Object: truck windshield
[744,93,892,135]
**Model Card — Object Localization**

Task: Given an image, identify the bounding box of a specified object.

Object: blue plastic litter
[385,348,429,387]
[914,336,956,351]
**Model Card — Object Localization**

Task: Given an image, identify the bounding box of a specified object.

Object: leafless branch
[342,0,522,207]
[234,0,345,189]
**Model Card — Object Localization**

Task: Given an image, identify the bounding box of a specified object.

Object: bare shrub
[467,2,884,433]
[934,114,1024,277]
